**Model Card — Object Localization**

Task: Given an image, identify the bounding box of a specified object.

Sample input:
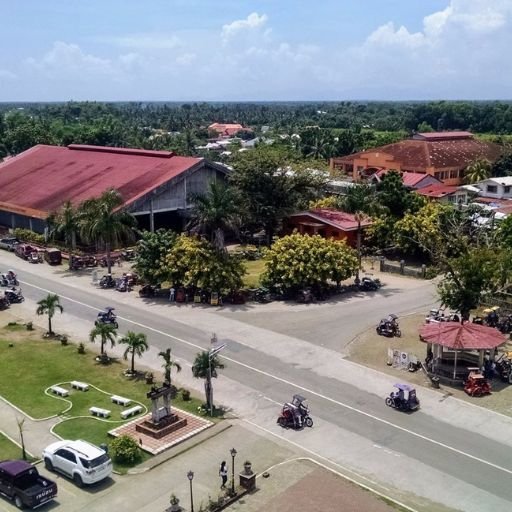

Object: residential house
[370,170,442,190]
[470,177,512,200]
[416,184,468,205]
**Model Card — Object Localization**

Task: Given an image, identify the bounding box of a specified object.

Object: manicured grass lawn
[243,259,266,288]
[0,329,216,471]
[0,432,32,460]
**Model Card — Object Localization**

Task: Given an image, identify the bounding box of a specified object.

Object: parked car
[0,459,57,509]
[0,237,20,252]
[42,439,112,487]
[44,248,62,265]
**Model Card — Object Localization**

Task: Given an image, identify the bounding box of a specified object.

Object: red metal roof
[374,169,434,187]
[419,322,506,350]
[294,209,373,231]
[416,184,459,198]
[335,133,501,173]
[414,131,473,140]
[0,145,203,217]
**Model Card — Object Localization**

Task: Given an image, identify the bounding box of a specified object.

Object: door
[54,448,77,476]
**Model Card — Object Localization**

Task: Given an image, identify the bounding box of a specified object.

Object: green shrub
[110,435,141,464]
[77,343,86,354]
[13,228,45,245]
[181,389,191,401]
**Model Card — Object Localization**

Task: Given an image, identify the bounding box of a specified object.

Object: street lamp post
[187,470,194,512]
[230,448,237,495]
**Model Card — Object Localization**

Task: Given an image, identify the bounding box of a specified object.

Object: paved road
[2,253,512,512]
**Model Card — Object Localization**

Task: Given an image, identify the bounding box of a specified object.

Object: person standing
[219,461,228,489]
[169,287,176,302]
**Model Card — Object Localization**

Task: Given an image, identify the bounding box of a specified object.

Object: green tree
[340,183,382,215]
[158,348,182,386]
[438,247,506,320]
[376,171,422,218]
[36,294,63,335]
[230,147,325,245]
[465,158,492,184]
[79,188,137,274]
[89,323,117,356]
[491,152,512,177]
[261,233,358,291]
[394,202,449,257]
[161,234,245,292]
[191,351,225,412]
[120,331,149,374]
[48,200,80,256]
[133,229,177,285]
[188,181,240,251]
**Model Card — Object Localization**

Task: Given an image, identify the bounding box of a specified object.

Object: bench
[89,406,111,418]
[71,381,89,391]
[50,386,69,397]
[120,405,143,419]
[111,395,131,406]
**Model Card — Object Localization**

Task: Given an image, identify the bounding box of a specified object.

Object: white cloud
[104,33,181,50]
[0,69,17,80]
[176,53,196,66]
[26,41,112,75]
[222,12,268,42]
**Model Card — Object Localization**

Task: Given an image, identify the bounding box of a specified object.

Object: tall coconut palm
[120,331,148,374]
[191,351,225,412]
[188,181,240,251]
[465,158,492,184]
[158,348,182,385]
[36,294,63,335]
[49,201,79,257]
[89,323,117,356]
[79,188,137,273]
[341,183,381,216]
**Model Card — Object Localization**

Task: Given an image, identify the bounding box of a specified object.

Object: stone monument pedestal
[239,471,256,491]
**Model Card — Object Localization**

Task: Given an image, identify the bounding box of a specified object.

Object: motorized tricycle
[495,352,512,384]
[376,314,401,338]
[4,287,24,304]
[277,394,314,429]
[463,368,492,396]
[385,383,420,411]
[360,276,382,291]
[95,306,119,328]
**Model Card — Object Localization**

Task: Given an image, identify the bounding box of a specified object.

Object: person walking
[219,461,228,489]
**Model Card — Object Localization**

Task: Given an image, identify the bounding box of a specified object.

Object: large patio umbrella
[419,322,507,379]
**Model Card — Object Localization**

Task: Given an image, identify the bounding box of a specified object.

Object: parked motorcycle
[1,271,18,287]
[425,308,460,323]
[99,274,116,289]
[139,284,157,298]
[0,295,9,310]
[495,354,512,384]
[376,314,401,337]
[360,276,382,291]
[95,307,119,328]
[4,287,24,304]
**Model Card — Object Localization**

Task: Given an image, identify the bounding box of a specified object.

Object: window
[449,170,458,179]
[56,449,76,463]
[487,185,498,193]
[434,172,442,180]
[447,195,456,203]
[504,186,511,194]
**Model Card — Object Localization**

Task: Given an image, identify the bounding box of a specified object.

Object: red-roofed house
[416,184,468,205]
[370,169,441,190]
[330,131,502,186]
[208,123,250,138]
[0,144,228,233]
[284,209,373,247]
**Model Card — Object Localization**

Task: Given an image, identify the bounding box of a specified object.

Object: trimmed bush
[110,435,141,464]
[12,228,45,246]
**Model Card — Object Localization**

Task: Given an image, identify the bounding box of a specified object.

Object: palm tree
[465,158,492,184]
[36,294,63,335]
[341,183,381,215]
[192,351,225,412]
[120,331,148,374]
[79,188,137,273]
[49,201,79,257]
[158,348,182,386]
[89,323,117,356]
[188,181,240,251]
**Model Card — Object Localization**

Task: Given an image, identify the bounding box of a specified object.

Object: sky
[1,0,512,101]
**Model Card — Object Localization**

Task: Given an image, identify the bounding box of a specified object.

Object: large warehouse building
[0,144,228,233]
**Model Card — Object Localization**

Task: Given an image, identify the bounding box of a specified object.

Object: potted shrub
[145,372,154,384]
[77,342,86,354]
[169,494,181,512]
[243,460,253,475]
[181,388,191,401]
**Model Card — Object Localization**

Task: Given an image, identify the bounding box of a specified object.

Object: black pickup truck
[0,460,57,509]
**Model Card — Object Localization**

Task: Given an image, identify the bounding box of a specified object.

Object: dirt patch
[346,313,512,417]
